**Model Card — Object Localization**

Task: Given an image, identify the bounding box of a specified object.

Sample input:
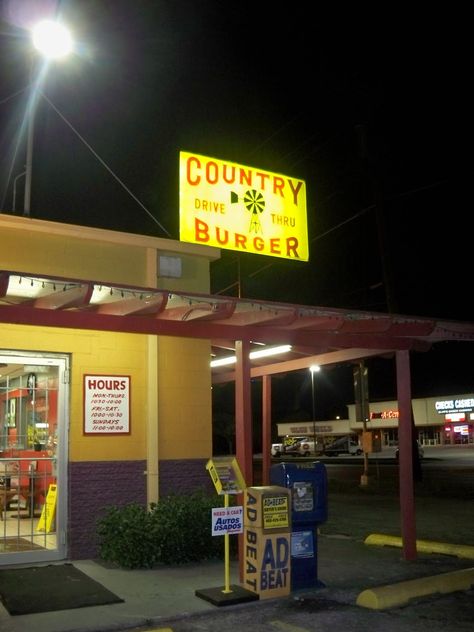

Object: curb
[356,567,474,609]
[364,533,474,559]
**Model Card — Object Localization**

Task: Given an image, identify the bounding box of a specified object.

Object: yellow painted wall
[157,336,212,459]
[0,227,148,286]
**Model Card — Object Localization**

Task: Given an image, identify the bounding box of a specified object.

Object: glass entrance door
[0,353,68,565]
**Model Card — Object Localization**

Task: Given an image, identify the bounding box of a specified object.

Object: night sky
[0,2,470,417]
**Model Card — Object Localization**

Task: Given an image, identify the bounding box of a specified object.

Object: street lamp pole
[23,77,36,216]
[310,365,320,455]
[23,20,73,217]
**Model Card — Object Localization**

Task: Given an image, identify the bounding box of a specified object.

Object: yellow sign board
[262,495,290,529]
[179,151,308,261]
[206,457,246,495]
[36,483,57,533]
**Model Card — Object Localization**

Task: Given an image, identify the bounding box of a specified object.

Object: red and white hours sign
[83,374,130,435]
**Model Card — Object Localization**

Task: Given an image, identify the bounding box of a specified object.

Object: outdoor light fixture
[32,20,73,59]
[210,344,292,368]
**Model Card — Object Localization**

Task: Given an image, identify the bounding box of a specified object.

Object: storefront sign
[445,413,466,422]
[83,374,130,434]
[435,398,474,414]
[454,424,469,435]
[211,506,243,535]
[277,422,339,437]
[179,151,308,261]
[371,409,399,419]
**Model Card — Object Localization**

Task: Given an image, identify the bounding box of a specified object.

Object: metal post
[311,370,316,455]
[23,57,37,217]
[13,171,26,212]
[23,106,34,216]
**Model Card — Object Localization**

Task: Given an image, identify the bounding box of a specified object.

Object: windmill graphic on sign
[230,189,265,234]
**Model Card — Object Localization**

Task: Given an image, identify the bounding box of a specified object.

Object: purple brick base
[158,458,214,497]
[68,458,214,560]
[69,460,147,560]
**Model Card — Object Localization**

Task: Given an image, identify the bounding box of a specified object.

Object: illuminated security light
[309,364,321,374]
[249,344,292,360]
[7,275,48,299]
[210,344,292,368]
[90,285,118,305]
[210,356,238,368]
[32,20,73,59]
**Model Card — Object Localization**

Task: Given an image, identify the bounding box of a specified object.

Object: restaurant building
[0,214,220,565]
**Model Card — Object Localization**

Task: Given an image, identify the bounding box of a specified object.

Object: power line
[41,93,171,237]
[1,85,171,237]
[0,86,27,105]
[246,203,376,280]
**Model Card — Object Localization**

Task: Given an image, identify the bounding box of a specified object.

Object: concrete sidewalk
[1,535,473,632]
[1,490,473,632]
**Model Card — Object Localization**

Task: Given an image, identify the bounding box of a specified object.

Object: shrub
[96,502,160,569]
[152,489,233,564]
[97,490,238,568]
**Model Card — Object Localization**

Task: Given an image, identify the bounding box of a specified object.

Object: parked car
[272,435,322,458]
[323,435,363,456]
[281,435,319,457]
[395,441,424,460]
[271,442,284,457]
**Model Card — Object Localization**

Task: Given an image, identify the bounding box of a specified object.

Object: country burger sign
[179,151,309,261]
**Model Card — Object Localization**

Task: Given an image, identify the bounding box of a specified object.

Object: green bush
[97,490,238,568]
[96,502,160,569]
[152,489,228,564]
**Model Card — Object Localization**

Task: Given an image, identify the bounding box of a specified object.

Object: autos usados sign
[179,151,308,261]
[211,506,243,535]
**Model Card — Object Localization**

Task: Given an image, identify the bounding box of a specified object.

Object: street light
[309,365,321,455]
[23,20,73,217]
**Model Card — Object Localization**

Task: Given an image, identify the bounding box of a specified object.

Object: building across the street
[277,393,474,447]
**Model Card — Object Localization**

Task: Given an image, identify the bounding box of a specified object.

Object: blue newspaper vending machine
[270,461,328,591]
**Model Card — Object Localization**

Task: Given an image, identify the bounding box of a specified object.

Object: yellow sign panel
[262,495,289,529]
[36,483,57,533]
[206,457,246,495]
[179,151,309,261]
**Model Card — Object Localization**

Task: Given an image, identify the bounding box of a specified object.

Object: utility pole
[355,123,398,313]
[353,361,370,486]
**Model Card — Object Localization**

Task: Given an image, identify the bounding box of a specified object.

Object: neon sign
[435,398,474,414]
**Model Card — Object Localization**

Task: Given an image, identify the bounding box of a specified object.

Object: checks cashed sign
[179,151,308,261]
[83,374,130,435]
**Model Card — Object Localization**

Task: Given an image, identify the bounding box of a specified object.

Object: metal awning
[2,268,474,563]
[2,269,474,381]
